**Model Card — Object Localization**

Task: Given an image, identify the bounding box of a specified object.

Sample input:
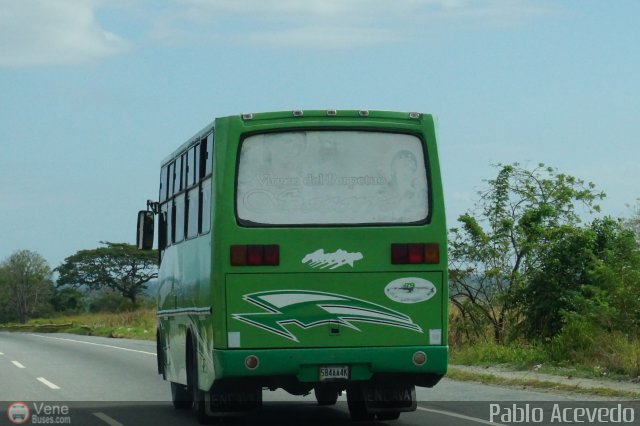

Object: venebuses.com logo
[6,401,72,424]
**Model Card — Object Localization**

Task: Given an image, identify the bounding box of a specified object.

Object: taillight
[231,245,279,266]
[391,243,440,264]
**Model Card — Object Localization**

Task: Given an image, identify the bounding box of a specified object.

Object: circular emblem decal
[384,278,436,304]
[7,402,30,425]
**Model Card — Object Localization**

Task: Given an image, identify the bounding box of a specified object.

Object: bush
[547,318,640,377]
[451,340,546,368]
[547,318,598,363]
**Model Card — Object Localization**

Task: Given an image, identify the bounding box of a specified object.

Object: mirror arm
[147,200,160,215]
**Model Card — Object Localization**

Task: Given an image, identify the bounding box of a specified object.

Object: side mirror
[137,210,155,250]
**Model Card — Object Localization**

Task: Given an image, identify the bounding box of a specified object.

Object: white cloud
[0,0,130,67]
[151,0,554,47]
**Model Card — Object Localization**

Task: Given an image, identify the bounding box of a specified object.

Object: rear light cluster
[391,243,440,264]
[231,245,280,266]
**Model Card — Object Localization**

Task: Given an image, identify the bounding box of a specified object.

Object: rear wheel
[314,386,339,406]
[188,335,213,425]
[171,382,193,410]
[346,385,374,421]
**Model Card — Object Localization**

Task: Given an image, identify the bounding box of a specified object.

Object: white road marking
[11,360,26,368]
[93,412,125,426]
[418,406,508,426]
[31,334,156,356]
[37,377,60,389]
[0,352,4,355]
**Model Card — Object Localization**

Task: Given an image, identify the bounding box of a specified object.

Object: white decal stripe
[320,306,410,323]
[261,293,344,308]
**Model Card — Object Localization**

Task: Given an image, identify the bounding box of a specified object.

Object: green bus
[137,110,448,422]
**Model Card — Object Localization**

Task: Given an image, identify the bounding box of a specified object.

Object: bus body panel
[225,271,444,349]
[157,235,214,386]
[213,346,448,384]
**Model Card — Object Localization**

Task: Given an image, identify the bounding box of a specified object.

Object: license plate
[319,365,350,382]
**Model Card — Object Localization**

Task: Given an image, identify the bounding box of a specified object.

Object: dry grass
[0,308,157,340]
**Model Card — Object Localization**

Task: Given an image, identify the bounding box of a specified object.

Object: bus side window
[159,203,168,251]
[186,187,199,238]
[174,194,185,243]
[191,145,199,185]
[160,166,168,203]
[205,133,213,176]
[200,178,212,234]
[168,161,176,196]
[199,138,208,180]
[175,155,183,193]
[181,151,189,190]
[185,149,195,188]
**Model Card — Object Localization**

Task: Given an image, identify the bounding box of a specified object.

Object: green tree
[0,268,18,323]
[0,250,54,324]
[585,218,640,335]
[518,224,594,339]
[449,163,604,342]
[56,242,158,305]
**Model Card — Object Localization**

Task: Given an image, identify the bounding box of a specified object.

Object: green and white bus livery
[137,110,448,422]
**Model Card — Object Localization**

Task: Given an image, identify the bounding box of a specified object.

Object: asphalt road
[1,332,636,426]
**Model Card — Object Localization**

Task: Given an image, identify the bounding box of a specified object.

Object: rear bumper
[213,345,447,387]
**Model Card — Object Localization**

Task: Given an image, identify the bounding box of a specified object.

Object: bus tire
[346,385,374,421]
[188,334,213,424]
[171,382,193,410]
[156,331,166,379]
[314,386,339,406]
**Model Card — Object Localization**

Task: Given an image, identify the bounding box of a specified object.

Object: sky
[1,0,639,269]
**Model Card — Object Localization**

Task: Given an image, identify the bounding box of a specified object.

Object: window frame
[234,128,433,228]
[158,130,214,258]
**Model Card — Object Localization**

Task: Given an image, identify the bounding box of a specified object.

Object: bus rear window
[236,131,429,226]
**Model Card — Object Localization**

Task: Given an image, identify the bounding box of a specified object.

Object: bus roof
[160,110,433,166]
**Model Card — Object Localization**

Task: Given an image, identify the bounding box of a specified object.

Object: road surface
[1,332,636,425]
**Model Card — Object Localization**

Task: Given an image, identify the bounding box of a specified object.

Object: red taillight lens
[263,245,280,266]
[407,244,424,264]
[247,245,263,266]
[231,245,248,266]
[391,243,408,264]
[391,243,440,265]
[231,245,279,266]
[424,243,440,264]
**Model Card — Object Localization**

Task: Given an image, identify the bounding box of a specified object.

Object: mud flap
[204,382,262,416]
[362,383,417,413]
